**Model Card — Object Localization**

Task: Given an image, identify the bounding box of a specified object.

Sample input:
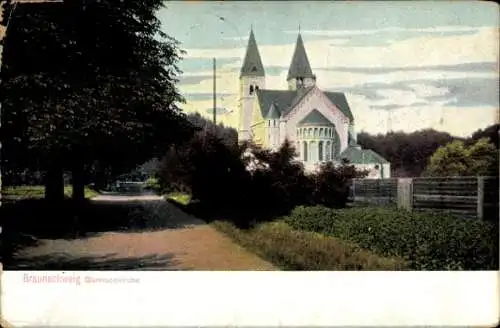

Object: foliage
[246,139,309,212]
[310,162,368,208]
[468,123,499,149]
[2,185,98,201]
[424,138,498,177]
[212,220,406,270]
[0,0,191,199]
[144,177,161,192]
[357,124,499,177]
[157,130,367,225]
[357,129,455,177]
[165,192,192,206]
[284,206,499,270]
[186,112,238,148]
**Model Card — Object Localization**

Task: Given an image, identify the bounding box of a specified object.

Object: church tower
[287,33,316,91]
[239,29,266,142]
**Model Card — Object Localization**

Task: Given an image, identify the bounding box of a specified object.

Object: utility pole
[213,57,216,125]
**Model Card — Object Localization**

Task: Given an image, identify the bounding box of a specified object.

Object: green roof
[256,88,354,122]
[287,33,314,81]
[297,109,334,127]
[240,30,265,77]
[324,92,354,122]
[266,103,281,119]
[340,146,389,164]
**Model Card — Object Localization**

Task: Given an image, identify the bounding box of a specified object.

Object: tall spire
[240,29,265,78]
[287,33,314,81]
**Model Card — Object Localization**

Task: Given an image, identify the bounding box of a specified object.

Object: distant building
[237,29,390,178]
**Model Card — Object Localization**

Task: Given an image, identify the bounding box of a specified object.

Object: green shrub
[213,220,407,270]
[284,206,498,270]
[144,177,161,191]
[3,185,98,201]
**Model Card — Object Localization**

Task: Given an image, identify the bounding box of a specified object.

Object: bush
[144,177,161,191]
[2,185,99,201]
[157,119,367,225]
[213,220,407,270]
[284,206,498,270]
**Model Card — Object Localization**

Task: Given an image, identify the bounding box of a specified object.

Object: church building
[237,29,390,178]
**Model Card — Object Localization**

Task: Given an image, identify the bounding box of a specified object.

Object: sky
[158,1,499,137]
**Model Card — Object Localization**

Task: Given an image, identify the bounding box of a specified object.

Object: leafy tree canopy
[1,0,192,177]
[424,138,498,177]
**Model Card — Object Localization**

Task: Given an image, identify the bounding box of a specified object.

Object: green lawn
[2,185,99,201]
[164,192,192,206]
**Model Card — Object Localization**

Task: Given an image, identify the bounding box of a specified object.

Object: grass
[212,220,407,270]
[2,185,99,201]
[284,205,499,270]
[165,192,192,206]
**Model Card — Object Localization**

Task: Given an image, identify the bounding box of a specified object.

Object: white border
[2,271,499,326]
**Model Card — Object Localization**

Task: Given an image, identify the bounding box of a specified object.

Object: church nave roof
[256,88,354,122]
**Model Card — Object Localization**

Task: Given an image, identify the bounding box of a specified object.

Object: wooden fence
[351,176,499,220]
[352,178,398,205]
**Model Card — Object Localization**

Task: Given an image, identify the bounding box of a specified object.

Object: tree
[468,123,499,149]
[0,0,191,202]
[357,129,455,177]
[424,138,498,177]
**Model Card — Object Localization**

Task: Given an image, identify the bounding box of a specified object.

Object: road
[9,193,275,270]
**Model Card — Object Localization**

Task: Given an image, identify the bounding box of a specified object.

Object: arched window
[318,141,324,161]
[303,141,308,162]
[249,85,254,95]
[308,128,312,137]
[319,128,323,137]
[326,141,331,161]
[255,86,259,91]
[314,128,318,137]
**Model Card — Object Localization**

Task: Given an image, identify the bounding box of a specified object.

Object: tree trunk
[72,160,85,202]
[45,160,65,202]
[93,161,107,191]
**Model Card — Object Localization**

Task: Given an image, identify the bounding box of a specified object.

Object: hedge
[284,206,498,270]
[213,220,407,270]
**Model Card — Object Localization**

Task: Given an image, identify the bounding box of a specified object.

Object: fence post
[477,176,485,220]
[397,178,413,212]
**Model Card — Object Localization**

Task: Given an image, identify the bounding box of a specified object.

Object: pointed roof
[340,147,389,164]
[240,29,265,77]
[255,88,354,123]
[266,102,281,119]
[298,109,334,127]
[287,33,314,81]
[324,92,354,122]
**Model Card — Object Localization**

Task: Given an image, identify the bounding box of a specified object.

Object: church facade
[237,30,390,179]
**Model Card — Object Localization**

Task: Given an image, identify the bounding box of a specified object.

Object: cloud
[178,75,213,85]
[283,26,482,37]
[183,26,498,70]
[183,92,236,102]
[221,35,249,42]
[206,107,233,115]
[177,26,498,137]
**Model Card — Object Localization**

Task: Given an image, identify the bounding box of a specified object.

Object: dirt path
[11,194,276,270]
